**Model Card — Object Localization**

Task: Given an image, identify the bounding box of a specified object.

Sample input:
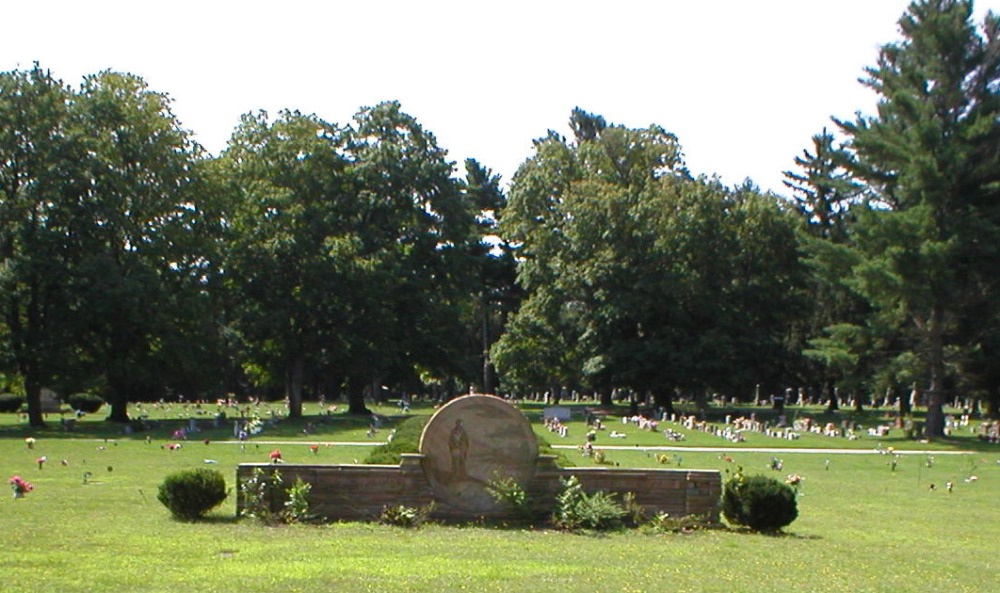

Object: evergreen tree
[836,0,1000,434]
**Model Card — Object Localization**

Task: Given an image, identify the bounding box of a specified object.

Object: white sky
[4,0,999,195]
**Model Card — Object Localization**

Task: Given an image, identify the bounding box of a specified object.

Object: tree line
[3,0,998,433]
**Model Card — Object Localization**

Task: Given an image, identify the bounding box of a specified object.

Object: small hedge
[157,468,228,521]
[722,473,798,532]
[538,435,574,468]
[363,415,428,465]
[0,393,26,413]
[66,392,104,414]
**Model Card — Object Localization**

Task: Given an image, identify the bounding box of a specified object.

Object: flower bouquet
[9,476,33,499]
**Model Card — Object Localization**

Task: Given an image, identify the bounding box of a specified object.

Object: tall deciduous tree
[221,109,356,417]
[836,0,1000,433]
[496,110,805,408]
[70,71,205,422]
[223,102,478,414]
[0,65,79,427]
[345,102,477,409]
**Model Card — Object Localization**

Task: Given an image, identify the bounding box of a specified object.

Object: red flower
[269,449,282,462]
[9,475,34,493]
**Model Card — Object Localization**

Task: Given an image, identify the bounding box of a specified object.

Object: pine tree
[836,0,1000,435]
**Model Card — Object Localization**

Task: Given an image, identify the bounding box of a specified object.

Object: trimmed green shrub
[67,392,104,414]
[363,415,428,465]
[722,472,798,532]
[0,393,26,413]
[157,468,228,521]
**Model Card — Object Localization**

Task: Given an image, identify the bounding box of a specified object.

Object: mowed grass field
[1,401,997,593]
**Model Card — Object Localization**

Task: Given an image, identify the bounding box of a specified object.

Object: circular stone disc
[419,394,539,513]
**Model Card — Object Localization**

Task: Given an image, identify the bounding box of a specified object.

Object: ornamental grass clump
[553,475,627,531]
[157,468,228,521]
[486,476,536,525]
[239,468,314,524]
[722,469,798,533]
[378,502,436,528]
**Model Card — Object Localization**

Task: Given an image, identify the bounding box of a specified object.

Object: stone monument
[419,394,539,513]
[40,387,61,413]
[237,393,722,522]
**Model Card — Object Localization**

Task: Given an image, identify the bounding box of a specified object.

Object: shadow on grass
[170,514,242,525]
[722,526,822,540]
[202,515,243,525]
[0,408,425,442]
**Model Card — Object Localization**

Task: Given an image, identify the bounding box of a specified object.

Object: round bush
[157,468,228,520]
[66,392,104,413]
[0,393,26,413]
[722,473,798,532]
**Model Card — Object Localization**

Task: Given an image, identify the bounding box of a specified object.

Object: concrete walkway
[549,444,977,455]
[194,439,976,456]
[79,438,980,455]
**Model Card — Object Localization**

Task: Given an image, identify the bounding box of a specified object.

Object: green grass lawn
[1,402,997,593]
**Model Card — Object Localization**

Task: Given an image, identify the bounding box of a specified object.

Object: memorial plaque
[419,394,538,513]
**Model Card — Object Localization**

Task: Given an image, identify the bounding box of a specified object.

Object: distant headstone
[40,388,61,413]
[419,394,538,513]
[543,406,571,422]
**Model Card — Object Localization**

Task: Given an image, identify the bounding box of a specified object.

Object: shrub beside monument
[721,470,798,532]
[158,468,229,521]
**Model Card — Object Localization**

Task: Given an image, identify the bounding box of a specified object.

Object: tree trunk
[24,367,46,428]
[285,354,304,418]
[825,382,839,412]
[898,384,914,428]
[694,389,708,415]
[925,305,947,438]
[18,276,46,428]
[346,375,371,415]
[481,297,495,394]
[986,396,997,419]
[106,392,130,423]
[549,382,561,405]
[652,390,675,416]
[105,358,131,423]
[599,387,613,407]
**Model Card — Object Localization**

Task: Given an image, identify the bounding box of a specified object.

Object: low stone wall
[532,458,722,521]
[236,454,721,523]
